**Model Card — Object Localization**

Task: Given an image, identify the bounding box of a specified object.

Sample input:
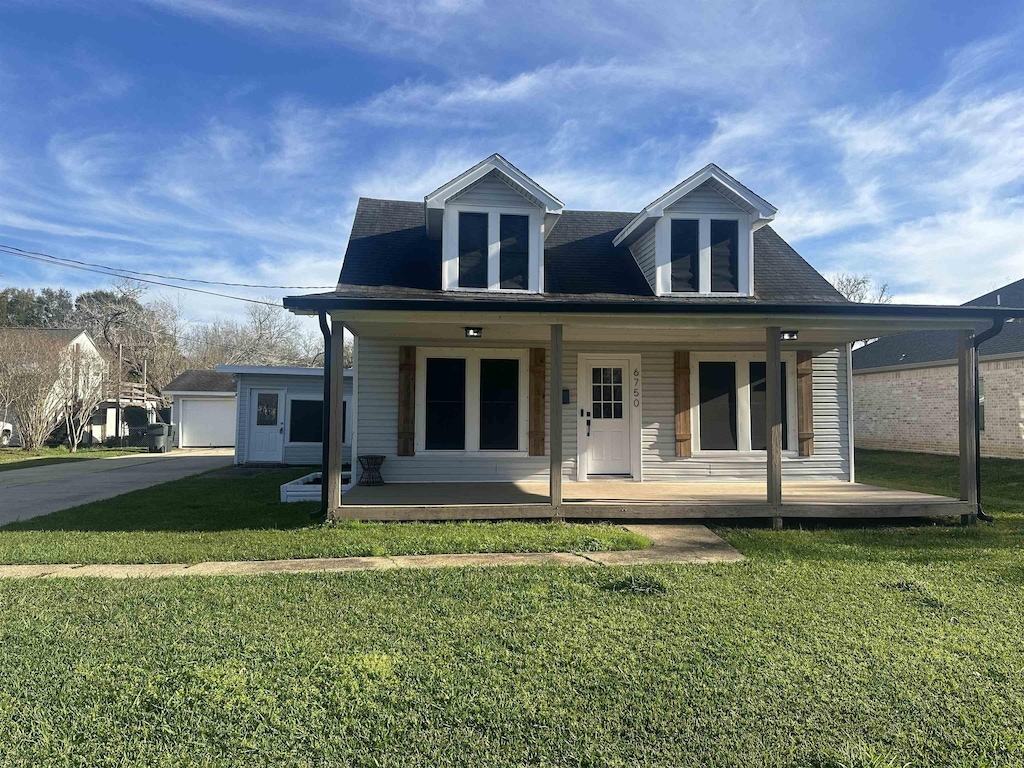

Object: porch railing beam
[766,326,783,527]
[550,323,563,510]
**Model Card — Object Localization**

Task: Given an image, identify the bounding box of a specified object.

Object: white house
[216,365,352,466]
[284,154,1023,523]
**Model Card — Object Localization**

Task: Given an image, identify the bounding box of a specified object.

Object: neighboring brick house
[853,278,1024,459]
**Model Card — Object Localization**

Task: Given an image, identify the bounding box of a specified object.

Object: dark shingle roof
[853,277,1024,370]
[327,198,847,305]
[163,370,236,394]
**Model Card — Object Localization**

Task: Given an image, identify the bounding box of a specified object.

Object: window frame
[441,203,545,293]
[414,347,530,455]
[284,395,325,446]
[655,213,753,297]
[689,351,798,454]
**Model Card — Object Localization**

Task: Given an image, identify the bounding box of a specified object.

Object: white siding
[449,174,541,209]
[355,338,850,483]
[640,348,849,481]
[629,227,657,293]
[235,373,351,466]
[664,182,747,215]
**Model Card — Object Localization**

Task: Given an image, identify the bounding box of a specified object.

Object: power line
[0,242,335,290]
[1,247,283,307]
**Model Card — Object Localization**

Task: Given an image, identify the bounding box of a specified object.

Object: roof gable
[613,163,777,247]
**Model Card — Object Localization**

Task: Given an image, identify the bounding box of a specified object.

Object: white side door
[249,389,284,463]
[585,360,631,475]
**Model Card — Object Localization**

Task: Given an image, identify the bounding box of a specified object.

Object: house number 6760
[633,368,641,408]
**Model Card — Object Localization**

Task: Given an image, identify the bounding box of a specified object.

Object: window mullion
[737,357,752,451]
[467,355,481,451]
[487,211,500,290]
[698,217,711,293]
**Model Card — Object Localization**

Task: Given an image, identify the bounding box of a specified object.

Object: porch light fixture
[465,327,483,339]
[781,330,799,341]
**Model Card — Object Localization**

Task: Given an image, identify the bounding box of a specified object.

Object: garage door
[179,398,236,447]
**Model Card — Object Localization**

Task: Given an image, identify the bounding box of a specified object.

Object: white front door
[249,390,284,463]
[586,360,631,475]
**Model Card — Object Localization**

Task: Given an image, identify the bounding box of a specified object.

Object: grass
[0,467,647,564]
[0,445,145,472]
[0,450,1022,764]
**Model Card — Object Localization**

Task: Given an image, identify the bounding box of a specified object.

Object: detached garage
[164,370,237,448]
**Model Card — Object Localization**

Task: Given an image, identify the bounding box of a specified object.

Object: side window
[458,212,488,289]
[670,219,699,293]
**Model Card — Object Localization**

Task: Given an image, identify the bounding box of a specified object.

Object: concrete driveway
[0,449,234,525]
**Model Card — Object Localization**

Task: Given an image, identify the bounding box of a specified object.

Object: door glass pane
[458,212,488,288]
[425,358,466,450]
[480,358,519,450]
[749,362,788,451]
[671,219,699,292]
[499,214,529,290]
[256,393,278,426]
[699,362,736,450]
[592,367,625,420]
[710,219,739,293]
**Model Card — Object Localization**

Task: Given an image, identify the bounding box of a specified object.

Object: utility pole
[115,343,123,444]
[142,359,148,422]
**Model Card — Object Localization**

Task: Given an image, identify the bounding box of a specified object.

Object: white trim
[654,213,752,297]
[576,353,643,482]
[424,154,564,214]
[351,334,359,470]
[846,342,855,484]
[442,204,544,293]
[613,163,776,247]
[284,394,324,446]
[689,351,798,454]
[414,347,530,456]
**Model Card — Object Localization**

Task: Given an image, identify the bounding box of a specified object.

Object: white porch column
[328,318,346,511]
[766,326,783,528]
[549,324,563,510]
[957,330,978,525]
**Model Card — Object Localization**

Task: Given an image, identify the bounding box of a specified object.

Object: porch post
[327,318,346,512]
[957,330,978,525]
[549,324,563,511]
[766,326,783,528]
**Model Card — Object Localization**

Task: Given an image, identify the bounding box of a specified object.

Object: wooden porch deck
[336,481,969,521]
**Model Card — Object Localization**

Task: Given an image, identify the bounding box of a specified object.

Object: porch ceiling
[340,310,991,347]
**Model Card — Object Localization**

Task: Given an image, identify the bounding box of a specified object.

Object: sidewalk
[0,524,743,579]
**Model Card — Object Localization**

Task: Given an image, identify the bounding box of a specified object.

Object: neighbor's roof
[853,277,1024,371]
[216,365,351,377]
[288,197,846,308]
[0,327,88,344]
[163,369,237,394]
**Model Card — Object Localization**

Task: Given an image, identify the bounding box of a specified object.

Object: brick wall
[853,357,1024,458]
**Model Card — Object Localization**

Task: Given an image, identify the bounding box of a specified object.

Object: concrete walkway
[0,449,234,524]
[0,524,744,579]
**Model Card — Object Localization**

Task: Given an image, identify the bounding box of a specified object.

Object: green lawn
[0,445,145,472]
[0,450,1022,764]
[0,467,647,564]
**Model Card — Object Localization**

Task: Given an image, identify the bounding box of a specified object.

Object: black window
[499,215,529,290]
[710,219,739,293]
[256,393,279,426]
[425,358,466,450]
[480,359,519,449]
[749,362,788,451]
[671,219,699,292]
[699,362,737,450]
[458,212,488,289]
[289,399,323,443]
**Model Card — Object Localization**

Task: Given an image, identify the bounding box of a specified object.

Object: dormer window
[424,154,564,295]
[614,164,777,299]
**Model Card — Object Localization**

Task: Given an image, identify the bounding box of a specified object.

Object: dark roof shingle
[163,370,236,393]
[327,198,846,305]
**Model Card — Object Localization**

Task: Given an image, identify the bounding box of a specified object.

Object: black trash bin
[146,423,172,453]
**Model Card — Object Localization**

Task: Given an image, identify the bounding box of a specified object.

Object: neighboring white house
[216,365,352,466]
[164,370,237,448]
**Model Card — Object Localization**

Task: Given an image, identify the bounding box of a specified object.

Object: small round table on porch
[357,454,386,486]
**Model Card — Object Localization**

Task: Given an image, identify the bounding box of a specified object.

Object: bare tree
[54,343,109,453]
[0,331,65,451]
[828,273,893,303]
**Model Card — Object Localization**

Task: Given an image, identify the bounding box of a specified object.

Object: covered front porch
[339,480,969,520]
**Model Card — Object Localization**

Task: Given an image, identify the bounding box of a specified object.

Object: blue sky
[2,0,1024,325]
